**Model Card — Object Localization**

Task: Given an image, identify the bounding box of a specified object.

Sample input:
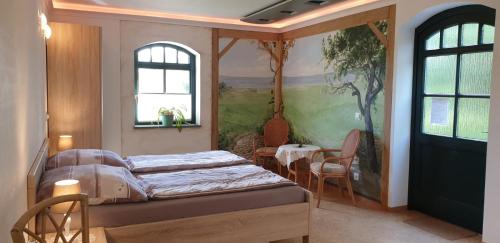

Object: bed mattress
[38,185,306,232]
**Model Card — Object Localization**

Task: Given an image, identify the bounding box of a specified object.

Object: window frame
[413,5,495,142]
[134,43,197,126]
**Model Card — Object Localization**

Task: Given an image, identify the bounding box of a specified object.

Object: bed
[28,140,312,243]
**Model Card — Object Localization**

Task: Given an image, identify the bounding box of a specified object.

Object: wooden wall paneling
[47,22,102,155]
[211,29,220,150]
[219,38,239,59]
[282,7,390,40]
[218,29,279,41]
[380,5,396,208]
[274,38,284,118]
[368,22,388,48]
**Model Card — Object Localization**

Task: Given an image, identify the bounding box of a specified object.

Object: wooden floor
[263,161,481,243]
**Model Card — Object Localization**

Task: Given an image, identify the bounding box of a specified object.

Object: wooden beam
[219,38,239,59]
[274,38,284,118]
[211,28,219,150]
[380,5,396,208]
[218,29,279,41]
[258,40,279,62]
[282,7,390,40]
[368,22,388,48]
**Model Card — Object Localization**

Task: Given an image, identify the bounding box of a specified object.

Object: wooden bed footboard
[105,191,313,243]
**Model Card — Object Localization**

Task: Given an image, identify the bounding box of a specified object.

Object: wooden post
[211,28,219,150]
[380,5,396,208]
[274,37,284,118]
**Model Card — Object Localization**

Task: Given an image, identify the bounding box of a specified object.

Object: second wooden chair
[308,129,361,208]
[253,117,289,174]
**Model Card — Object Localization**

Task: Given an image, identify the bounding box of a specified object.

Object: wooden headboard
[27,138,49,231]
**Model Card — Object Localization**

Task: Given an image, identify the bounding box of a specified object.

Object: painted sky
[219,38,274,78]
[284,31,338,77]
[219,30,338,78]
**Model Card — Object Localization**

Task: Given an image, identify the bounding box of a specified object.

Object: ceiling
[51,0,380,30]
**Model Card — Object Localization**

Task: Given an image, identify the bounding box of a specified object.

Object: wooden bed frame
[28,140,312,243]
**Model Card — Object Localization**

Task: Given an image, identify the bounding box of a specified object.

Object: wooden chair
[308,129,360,208]
[11,194,89,243]
[253,117,289,175]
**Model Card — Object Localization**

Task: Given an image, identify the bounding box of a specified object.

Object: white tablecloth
[275,144,322,169]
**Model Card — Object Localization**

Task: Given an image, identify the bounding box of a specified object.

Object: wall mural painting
[218,39,276,159]
[283,22,387,200]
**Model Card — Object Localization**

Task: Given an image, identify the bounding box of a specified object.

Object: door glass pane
[138,68,163,93]
[460,52,493,95]
[461,23,479,46]
[422,97,455,137]
[137,48,151,62]
[165,47,177,63]
[443,25,459,48]
[151,46,164,63]
[424,55,457,95]
[482,25,495,44]
[178,51,190,64]
[457,98,490,141]
[426,31,440,50]
[165,70,190,94]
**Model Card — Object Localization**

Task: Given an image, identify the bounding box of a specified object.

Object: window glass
[482,25,495,44]
[426,31,440,50]
[151,46,164,63]
[461,23,479,46]
[178,51,190,64]
[137,48,151,62]
[443,25,459,48]
[422,97,455,137]
[424,55,457,95]
[165,70,190,94]
[457,98,489,141]
[460,52,493,95]
[136,94,192,122]
[138,68,163,93]
[165,47,177,63]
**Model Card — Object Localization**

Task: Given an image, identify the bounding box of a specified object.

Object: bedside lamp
[52,179,81,238]
[58,135,73,152]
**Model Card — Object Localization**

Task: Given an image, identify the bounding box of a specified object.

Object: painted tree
[321,22,387,173]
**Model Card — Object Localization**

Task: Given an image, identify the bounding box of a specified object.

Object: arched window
[414,5,495,141]
[134,42,196,125]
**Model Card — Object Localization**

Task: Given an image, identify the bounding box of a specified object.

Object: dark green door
[410,5,495,233]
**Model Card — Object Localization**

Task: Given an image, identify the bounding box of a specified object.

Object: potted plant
[157,107,187,132]
[158,107,174,127]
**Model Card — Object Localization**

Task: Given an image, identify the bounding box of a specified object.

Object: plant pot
[160,114,174,127]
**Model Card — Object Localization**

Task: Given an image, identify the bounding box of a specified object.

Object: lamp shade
[58,135,73,152]
[51,179,81,214]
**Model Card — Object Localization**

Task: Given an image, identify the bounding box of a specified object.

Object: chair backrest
[11,194,89,243]
[340,129,361,169]
[263,117,289,147]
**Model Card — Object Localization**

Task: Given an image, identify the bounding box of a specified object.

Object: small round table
[275,144,322,182]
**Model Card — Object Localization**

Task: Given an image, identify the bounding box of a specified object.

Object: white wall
[120,21,212,156]
[50,1,500,241]
[51,11,213,156]
[0,0,48,241]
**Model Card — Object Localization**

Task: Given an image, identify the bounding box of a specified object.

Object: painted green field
[283,85,385,148]
[283,85,385,200]
[218,88,273,150]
